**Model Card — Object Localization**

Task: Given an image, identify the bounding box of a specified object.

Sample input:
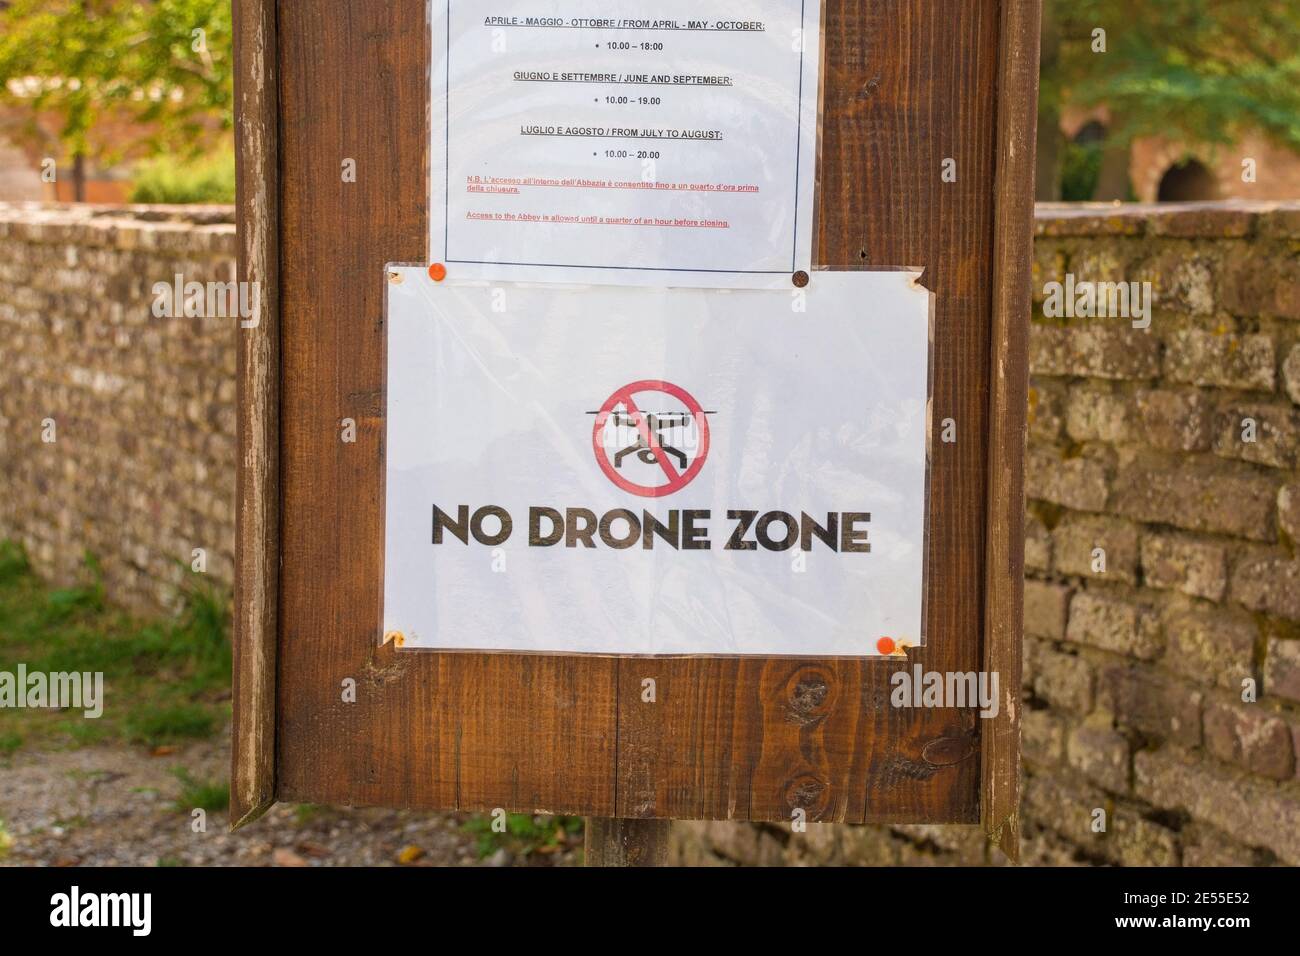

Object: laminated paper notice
[430,1,822,288]
[382,268,932,656]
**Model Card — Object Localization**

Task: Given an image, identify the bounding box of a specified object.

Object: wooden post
[980,0,1042,863]
[230,0,280,829]
[585,818,671,867]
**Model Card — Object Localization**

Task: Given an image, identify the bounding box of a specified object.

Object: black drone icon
[589,408,715,471]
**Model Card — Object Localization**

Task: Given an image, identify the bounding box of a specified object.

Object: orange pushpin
[876,636,896,655]
[428,262,447,282]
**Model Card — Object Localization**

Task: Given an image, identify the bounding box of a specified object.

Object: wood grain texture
[230,0,280,829]
[585,818,671,867]
[270,0,1014,826]
[981,0,1042,861]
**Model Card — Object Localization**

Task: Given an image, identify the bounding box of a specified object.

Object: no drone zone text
[432,504,872,552]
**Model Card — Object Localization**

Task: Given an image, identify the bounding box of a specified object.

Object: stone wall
[678,200,1300,866]
[2,200,1299,866]
[0,203,238,611]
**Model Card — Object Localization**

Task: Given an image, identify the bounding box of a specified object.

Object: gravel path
[0,737,581,867]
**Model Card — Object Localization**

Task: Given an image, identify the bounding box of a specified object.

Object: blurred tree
[0,0,232,200]
[1039,0,1300,201]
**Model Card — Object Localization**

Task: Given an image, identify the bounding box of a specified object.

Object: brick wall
[678,200,1300,866]
[0,202,238,611]
[2,200,1298,865]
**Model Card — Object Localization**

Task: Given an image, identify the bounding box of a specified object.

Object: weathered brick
[1150,207,1254,240]
[1133,387,1213,452]
[1203,702,1296,780]
[1034,208,1146,238]
[1024,580,1070,640]
[1284,344,1300,405]
[1052,515,1139,583]
[1257,208,1300,240]
[1267,264,1299,319]
[1017,827,1091,867]
[1098,665,1202,746]
[1021,773,1109,845]
[1220,248,1277,316]
[891,824,988,865]
[1025,509,1052,573]
[1135,747,1300,865]
[1027,380,1067,442]
[1181,825,1257,867]
[1031,244,1067,303]
[1137,249,1215,315]
[1109,810,1180,867]
[1064,385,1129,444]
[1163,610,1256,691]
[1022,707,1066,764]
[1067,714,1130,792]
[1029,324,1161,380]
[1023,635,1041,688]
[1231,557,1300,621]
[1140,532,1227,601]
[1027,446,1110,512]
[1033,646,1095,714]
[1163,329,1275,392]
[1066,592,1163,660]
[1111,452,1277,541]
[1264,638,1300,703]
[1281,483,1300,543]
[1212,402,1300,469]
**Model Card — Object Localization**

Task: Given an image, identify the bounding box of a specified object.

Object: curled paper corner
[382,629,406,648]
[904,266,932,295]
[876,636,915,658]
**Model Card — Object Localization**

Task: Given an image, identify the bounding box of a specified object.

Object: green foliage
[130,150,235,203]
[1060,139,1103,202]
[170,767,229,812]
[0,542,231,752]
[1046,0,1300,150]
[125,703,216,745]
[0,540,30,585]
[463,812,584,860]
[0,0,233,168]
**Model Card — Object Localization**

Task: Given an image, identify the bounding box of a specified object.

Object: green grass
[170,768,230,813]
[463,812,584,860]
[0,540,232,752]
[129,151,236,204]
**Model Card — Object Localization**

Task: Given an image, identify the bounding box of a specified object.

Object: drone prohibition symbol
[591,380,712,498]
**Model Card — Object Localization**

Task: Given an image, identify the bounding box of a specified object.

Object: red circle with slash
[592,380,710,498]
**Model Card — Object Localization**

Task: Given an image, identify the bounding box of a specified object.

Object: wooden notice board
[232,0,1041,858]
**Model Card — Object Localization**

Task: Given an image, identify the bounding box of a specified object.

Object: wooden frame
[233,0,1039,859]
[231,0,280,829]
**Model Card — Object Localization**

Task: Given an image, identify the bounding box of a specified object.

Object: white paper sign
[430,1,821,288]
[382,268,932,657]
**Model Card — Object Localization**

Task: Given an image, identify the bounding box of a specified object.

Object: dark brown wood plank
[614,0,999,825]
[231,0,280,829]
[981,0,1042,861]
[586,818,671,866]
[273,0,618,815]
